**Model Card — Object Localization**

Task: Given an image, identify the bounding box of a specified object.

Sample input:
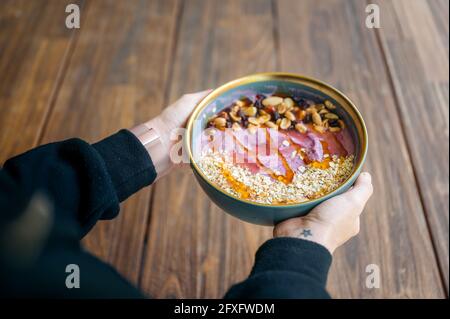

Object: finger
[171,90,212,115]
[162,89,213,128]
[343,172,373,208]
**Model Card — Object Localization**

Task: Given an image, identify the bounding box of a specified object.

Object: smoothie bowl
[186,73,367,225]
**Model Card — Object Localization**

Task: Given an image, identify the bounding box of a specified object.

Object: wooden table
[0,0,448,298]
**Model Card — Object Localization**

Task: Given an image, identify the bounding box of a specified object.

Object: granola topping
[199,94,356,205]
[198,151,354,204]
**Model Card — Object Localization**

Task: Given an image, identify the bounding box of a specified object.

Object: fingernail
[361,172,371,180]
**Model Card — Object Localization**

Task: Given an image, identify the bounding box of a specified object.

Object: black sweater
[0,130,331,298]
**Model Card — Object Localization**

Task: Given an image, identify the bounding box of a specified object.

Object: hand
[273,172,374,254]
[131,90,211,178]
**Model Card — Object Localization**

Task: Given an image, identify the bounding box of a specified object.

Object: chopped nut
[285,110,296,121]
[280,118,291,130]
[248,124,258,134]
[214,117,227,128]
[232,122,241,131]
[236,100,246,107]
[258,114,271,124]
[242,106,257,117]
[276,118,282,125]
[283,97,294,109]
[306,106,316,114]
[248,117,260,125]
[313,124,326,133]
[319,109,329,115]
[208,115,218,123]
[266,121,278,129]
[338,119,346,129]
[218,111,229,119]
[324,113,339,120]
[229,111,242,122]
[277,103,287,114]
[315,104,325,112]
[325,100,336,110]
[312,112,323,126]
[262,96,283,106]
[295,123,308,133]
[232,105,240,113]
[329,126,341,132]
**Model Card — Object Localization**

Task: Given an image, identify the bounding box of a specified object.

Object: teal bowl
[186,72,368,225]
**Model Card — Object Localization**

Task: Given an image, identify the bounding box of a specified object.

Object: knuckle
[348,193,364,207]
[352,220,360,236]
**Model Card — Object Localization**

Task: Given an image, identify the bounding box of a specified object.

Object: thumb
[163,90,212,126]
[342,172,373,210]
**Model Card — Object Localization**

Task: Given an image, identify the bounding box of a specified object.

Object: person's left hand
[132,90,211,178]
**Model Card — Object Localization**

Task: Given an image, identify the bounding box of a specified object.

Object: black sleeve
[224,237,332,299]
[0,130,156,298]
[1,129,156,237]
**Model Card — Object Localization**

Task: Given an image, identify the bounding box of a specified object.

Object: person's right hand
[273,172,373,254]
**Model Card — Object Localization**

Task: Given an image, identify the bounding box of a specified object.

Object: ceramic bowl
[186,72,368,225]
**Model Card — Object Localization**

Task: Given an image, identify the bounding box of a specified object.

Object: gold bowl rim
[186,72,368,208]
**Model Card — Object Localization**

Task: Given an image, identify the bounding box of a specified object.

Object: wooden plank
[277,0,445,298]
[139,0,276,298]
[39,0,180,285]
[374,0,449,293]
[0,0,82,164]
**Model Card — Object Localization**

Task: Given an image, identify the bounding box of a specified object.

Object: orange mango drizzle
[218,127,347,199]
[220,165,251,199]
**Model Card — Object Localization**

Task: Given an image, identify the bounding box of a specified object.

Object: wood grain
[0,0,447,299]
[139,0,276,298]
[374,0,449,293]
[277,0,445,298]
[0,0,82,164]
[39,0,181,285]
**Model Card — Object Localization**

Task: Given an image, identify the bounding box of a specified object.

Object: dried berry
[304,114,312,123]
[272,111,280,121]
[218,111,229,119]
[328,119,339,127]
[295,98,308,108]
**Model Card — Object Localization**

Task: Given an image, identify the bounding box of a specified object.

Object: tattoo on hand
[300,229,312,238]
